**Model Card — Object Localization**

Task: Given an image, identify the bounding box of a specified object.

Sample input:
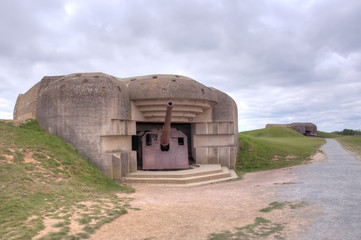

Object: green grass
[259,202,288,213]
[241,126,304,138]
[208,217,285,240]
[336,135,361,157]
[260,201,308,213]
[317,131,339,138]
[0,120,134,240]
[209,200,309,239]
[237,127,325,172]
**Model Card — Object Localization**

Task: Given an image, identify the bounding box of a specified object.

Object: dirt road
[91,139,361,239]
[283,139,361,240]
[90,165,321,240]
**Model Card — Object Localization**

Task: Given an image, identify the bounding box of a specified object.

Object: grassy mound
[0,120,134,240]
[237,127,325,172]
[241,126,304,138]
[317,131,339,138]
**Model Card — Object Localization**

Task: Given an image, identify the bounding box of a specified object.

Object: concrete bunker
[14,73,239,180]
[265,122,318,136]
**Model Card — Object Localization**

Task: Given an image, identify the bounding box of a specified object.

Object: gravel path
[90,167,317,240]
[90,139,361,239]
[282,139,361,240]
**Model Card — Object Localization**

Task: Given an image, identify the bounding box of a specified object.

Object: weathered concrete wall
[14,72,239,177]
[289,122,317,135]
[191,122,237,169]
[35,73,133,176]
[124,74,217,103]
[13,82,41,120]
[191,88,239,169]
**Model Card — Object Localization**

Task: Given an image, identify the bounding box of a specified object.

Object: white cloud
[0,0,361,131]
[0,98,13,119]
[0,112,12,120]
[0,98,11,108]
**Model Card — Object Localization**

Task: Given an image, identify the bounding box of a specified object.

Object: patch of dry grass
[0,120,134,240]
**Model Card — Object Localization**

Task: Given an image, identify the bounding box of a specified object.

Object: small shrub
[260,202,288,212]
[209,217,285,240]
[82,226,95,234]
[76,232,90,239]
[32,153,48,161]
[260,201,308,212]
[77,214,92,225]
[3,149,13,154]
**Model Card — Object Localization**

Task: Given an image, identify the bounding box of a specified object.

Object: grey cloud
[0,0,360,132]
[306,0,361,54]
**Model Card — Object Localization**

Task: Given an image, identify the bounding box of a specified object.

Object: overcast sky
[1,0,360,132]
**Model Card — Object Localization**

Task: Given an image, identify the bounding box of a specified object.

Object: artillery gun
[141,102,189,170]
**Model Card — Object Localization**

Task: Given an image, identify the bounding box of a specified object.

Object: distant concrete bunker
[265,122,318,136]
[14,73,239,180]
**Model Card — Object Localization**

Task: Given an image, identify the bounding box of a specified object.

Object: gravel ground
[90,139,361,240]
[90,166,319,239]
[282,139,361,240]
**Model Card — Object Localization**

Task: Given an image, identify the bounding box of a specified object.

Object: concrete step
[121,164,238,186]
[126,164,223,179]
[178,169,238,187]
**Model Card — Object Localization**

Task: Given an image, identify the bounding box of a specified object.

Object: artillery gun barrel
[160,101,173,151]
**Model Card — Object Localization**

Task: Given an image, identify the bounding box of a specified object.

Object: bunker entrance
[304,127,313,136]
[132,122,193,170]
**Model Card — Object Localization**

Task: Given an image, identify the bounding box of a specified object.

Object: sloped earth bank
[90,139,361,240]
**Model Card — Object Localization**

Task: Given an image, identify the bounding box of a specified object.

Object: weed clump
[208,217,285,240]
[260,201,308,213]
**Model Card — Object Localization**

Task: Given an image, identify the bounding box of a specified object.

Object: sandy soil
[89,158,324,240]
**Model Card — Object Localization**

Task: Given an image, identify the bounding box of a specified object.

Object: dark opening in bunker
[132,122,193,169]
[304,127,314,136]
